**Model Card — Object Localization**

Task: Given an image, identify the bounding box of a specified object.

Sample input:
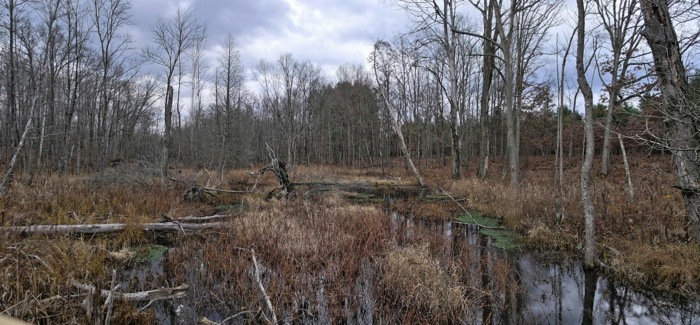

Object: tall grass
[0,153,696,323]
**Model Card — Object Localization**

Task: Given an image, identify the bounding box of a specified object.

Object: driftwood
[72,282,188,302]
[3,222,229,235]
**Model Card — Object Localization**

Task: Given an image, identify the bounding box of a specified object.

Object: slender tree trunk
[479,2,496,179]
[161,84,173,181]
[7,0,19,149]
[0,98,36,198]
[640,0,700,245]
[504,51,518,185]
[600,81,619,177]
[576,0,597,269]
[618,133,634,201]
[446,0,460,180]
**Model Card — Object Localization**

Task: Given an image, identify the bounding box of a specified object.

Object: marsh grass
[444,154,693,295]
[378,244,468,323]
[0,154,697,323]
[610,242,700,299]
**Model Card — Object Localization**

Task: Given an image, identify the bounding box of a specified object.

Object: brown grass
[439,154,693,294]
[0,153,696,322]
[610,241,700,298]
[378,244,467,323]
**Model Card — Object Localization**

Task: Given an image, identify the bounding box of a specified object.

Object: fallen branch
[72,282,188,302]
[3,222,230,235]
[439,187,507,230]
[104,269,118,325]
[251,249,277,324]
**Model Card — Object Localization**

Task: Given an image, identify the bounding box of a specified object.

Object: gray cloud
[129,0,410,83]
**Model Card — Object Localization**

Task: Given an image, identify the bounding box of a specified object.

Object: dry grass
[439,154,693,294]
[163,199,397,323]
[0,153,697,322]
[610,242,700,298]
[378,245,467,323]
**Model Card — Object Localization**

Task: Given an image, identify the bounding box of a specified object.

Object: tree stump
[184,186,205,202]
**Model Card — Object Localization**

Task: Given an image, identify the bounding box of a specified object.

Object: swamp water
[123,195,700,324]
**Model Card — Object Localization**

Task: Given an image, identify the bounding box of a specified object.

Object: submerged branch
[72,282,188,302]
[439,187,507,230]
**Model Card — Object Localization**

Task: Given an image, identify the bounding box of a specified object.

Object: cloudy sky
[124,0,643,112]
[129,0,414,83]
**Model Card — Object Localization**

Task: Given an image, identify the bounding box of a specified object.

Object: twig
[438,187,507,230]
[171,214,232,223]
[201,187,251,194]
[199,310,255,324]
[104,269,117,325]
[138,300,155,312]
[251,249,277,324]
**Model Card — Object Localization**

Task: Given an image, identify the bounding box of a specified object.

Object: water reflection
[127,214,700,324]
[518,253,699,325]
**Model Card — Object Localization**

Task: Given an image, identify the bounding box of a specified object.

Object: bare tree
[187,34,208,164]
[555,28,576,223]
[91,0,132,168]
[576,0,597,268]
[640,0,700,245]
[371,40,426,187]
[214,34,245,183]
[396,0,464,179]
[1,0,29,152]
[256,54,322,168]
[143,7,205,181]
[59,0,91,173]
[594,0,646,176]
[475,0,497,179]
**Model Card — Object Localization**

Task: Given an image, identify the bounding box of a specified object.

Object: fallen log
[72,282,188,302]
[2,222,230,235]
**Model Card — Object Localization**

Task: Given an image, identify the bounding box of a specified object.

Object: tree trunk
[600,83,618,177]
[446,0,460,180]
[392,110,426,187]
[576,0,597,269]
[161,84,174,182]
[0,99,36,198]
[640,0,700,245]
[478,2,496,179]
[618,133,635,201]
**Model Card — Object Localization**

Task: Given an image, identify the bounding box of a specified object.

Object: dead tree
[640,0,700,245]
[252,144,295,199]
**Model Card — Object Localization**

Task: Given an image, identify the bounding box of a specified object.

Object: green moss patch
[133,244,169,264]
[459,212,520,251]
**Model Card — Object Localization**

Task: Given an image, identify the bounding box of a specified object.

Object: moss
[133,244,168,264]
[481,229,519,250]
[459,212,520,251]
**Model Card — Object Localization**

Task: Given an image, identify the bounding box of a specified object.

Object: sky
[129,0,413,84]
[124,0,656,114]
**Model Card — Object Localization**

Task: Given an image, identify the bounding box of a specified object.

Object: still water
[128,213,699,324]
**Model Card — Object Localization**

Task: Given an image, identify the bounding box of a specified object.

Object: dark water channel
[126,204,700,324]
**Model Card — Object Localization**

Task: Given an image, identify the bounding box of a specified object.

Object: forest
[1,0,700,324]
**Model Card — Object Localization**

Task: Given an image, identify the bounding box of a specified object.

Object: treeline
[0,0,697,179]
